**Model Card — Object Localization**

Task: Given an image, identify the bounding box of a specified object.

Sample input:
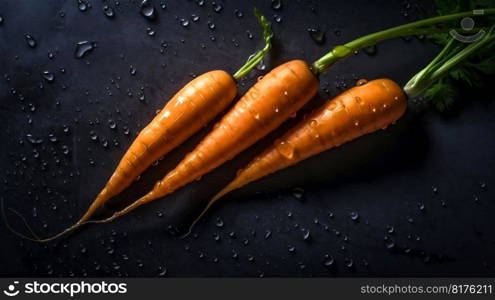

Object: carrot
[78,69,237,223]
[7,9,492,241]
[193,24,495,232]
[3,8,273,242]
[88,59,320,223]
[209,78,407,206]
[94,9,493,226]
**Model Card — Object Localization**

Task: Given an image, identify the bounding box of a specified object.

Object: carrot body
[211,78,407,203]
[78,70,237,224]
[100,60,320,221]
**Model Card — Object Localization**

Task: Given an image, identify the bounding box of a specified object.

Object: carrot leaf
[424,82,455,112]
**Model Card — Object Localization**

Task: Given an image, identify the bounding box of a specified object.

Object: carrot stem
[404,25,495,98]
[312,8,495,74]
[232,8,273,80]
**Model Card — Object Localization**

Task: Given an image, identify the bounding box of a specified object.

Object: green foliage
[424,82,455,112]
[422,0,495,111]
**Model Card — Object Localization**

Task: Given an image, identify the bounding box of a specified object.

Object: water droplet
[141,0,156,20]
[212,2,223,13]
[345,258,354,268]
[302,229,311,241]
[385,238,396,251]
[61,145,69,155]
[0,15,3,25]
[363,45,377,56]
[418,202,425,212]
[48,134,58,143]
[180,18,189,27]
[479,181,487,190]
[207,21,215,30]
[191,14,200,22]
[432,186,438,194]
[271,0,282,10]
[25,34,37,48]
[42,70,54,82]
[264,230,271,239]
[273,14,282,23]
[78,0,88,11]
[292,187,305,200]
[158,266,167,276]
[245,30,253,39]
[130,65,137,76]
[197,0,205,6]
[146,27,155,36]
[288,245,295,253]
[356,79,368,86]
[26,134,43,145]
[107,119,116,129]
[103,5,115,18]
[349,211,359,222]
[307,27,325,44]
[215,217,224,228]
[75,41,96,58]
[275,139,294,160]
[89,131,98,141]
[234,9,243,18]
[323,255,334,268]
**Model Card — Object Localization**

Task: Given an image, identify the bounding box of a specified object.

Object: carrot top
[232,8,273,80]
[312,8,495,74]
[404,24,495,108]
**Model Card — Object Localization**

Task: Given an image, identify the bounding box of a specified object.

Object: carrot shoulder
[97,60,320,222]
[212,78,407,202]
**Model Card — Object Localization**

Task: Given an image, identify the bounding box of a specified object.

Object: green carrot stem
[312,8,495,74]
[404,25,495,98]
[233,8,273,80]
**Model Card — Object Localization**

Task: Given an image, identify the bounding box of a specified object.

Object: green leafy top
[420,0,495,111]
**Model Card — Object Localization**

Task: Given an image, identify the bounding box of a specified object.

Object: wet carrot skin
[143,60,320,201]
[80,70,236,222]
[216,78,407,199]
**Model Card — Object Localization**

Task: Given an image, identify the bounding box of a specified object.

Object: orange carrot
[191,79,407,226]
[91,60,320,223]
[4,9,273,242]
[80,70,237,224]
[65,8,482,227]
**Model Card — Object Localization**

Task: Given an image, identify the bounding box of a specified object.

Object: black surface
[1,0,494,277]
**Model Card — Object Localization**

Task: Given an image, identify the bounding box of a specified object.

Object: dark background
[0,0,494,277]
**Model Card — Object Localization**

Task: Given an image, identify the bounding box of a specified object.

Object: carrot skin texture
[99,60,320,220]
[213,78,407,201]
[79,70,236,223]
[144,60,319,200]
